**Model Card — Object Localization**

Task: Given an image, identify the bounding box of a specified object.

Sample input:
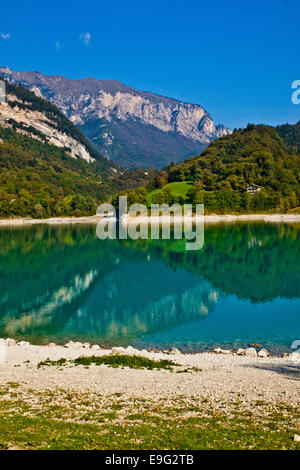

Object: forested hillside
[276,120,300,155]
[0,81,158,218]
[113,125,300,213]
[0,126,112,217]
[0,126,156,218]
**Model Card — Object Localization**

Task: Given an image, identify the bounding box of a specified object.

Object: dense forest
[0,126,156,218]
[0,126,111,217]
[113,124,300,213]
[276,120,300,155]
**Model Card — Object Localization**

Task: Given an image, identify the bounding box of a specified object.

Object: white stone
[169,347,181,355]
[18,341,30,347]
[5,338,16,346]
[289,352,300,363]
[111,347,126,355]
[294,434,300,442]
[82,343,90,349]
[244,347,257,357]
[214,347,232,355]
[64,341,83,349]
[258,349,269,358]
[125,346,137,354]
[91,344,101,350]
[236,348,245,355]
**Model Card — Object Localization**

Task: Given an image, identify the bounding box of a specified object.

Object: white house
[247,184,261,194]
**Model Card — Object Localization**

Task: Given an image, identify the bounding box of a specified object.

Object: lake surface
[0,222,299,353]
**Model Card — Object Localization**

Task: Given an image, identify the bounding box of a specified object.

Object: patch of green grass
[37,355,176,371]
[176,367,203,373]
[164,181,193,198]
[37,358,68,369]
[148,181,193,204]
[0,386,299,450]
[0,399,299,450]
[6,382,20,389]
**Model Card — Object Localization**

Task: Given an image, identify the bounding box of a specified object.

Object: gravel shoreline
[0,213,300,226]
[1,340,299,408]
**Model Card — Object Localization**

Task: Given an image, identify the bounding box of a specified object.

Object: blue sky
[0,0,299,129]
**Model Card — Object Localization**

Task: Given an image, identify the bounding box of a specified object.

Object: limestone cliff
[0,67,231,169]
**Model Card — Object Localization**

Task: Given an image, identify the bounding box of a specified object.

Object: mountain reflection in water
[0,222,299,351]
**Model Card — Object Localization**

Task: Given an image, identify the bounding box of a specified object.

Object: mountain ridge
[0,66,232,169]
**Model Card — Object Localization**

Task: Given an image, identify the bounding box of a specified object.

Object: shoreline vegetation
[0,213,300,226]
[0,339,299,450]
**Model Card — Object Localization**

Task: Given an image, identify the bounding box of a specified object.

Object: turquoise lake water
[0,222,299,353]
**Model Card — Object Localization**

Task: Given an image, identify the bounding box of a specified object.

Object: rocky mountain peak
[0,66,232,169]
